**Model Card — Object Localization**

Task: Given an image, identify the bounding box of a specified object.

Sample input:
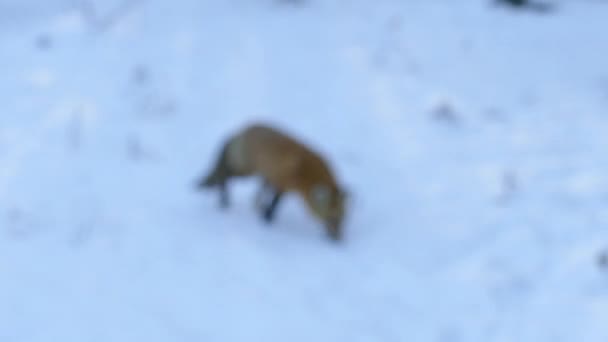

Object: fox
[197,123,347,242]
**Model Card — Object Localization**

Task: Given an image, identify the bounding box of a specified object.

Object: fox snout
[326,221,342,242]
[198,173,217,188]
[324,213,345,242]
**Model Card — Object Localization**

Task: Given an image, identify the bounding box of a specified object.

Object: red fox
[197,123,347,242]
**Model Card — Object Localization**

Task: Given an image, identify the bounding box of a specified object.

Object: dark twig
[77,0,144,33]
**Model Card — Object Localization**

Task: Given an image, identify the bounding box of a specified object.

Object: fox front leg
[255,180,283,223]
[262,191,283,222]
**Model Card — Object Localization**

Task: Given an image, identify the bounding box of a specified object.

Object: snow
[1,0,608,341]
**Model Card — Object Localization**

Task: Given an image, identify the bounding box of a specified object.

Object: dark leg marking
[262,191,283,223]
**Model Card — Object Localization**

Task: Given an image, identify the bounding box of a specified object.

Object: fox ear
[311,184,331,207]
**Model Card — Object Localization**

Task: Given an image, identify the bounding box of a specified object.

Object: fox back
[199,123,347,241]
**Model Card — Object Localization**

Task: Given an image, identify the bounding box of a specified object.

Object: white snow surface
[1,0,608,341]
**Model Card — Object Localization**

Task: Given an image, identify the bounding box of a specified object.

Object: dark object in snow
[276,0,307,6]
[35,34,52,50]
[132,65,150,85]
[78,0,144,33]
[430,101,461,125]
[499,0,527,6]
[494,0,555,13]
[599,251,608,270]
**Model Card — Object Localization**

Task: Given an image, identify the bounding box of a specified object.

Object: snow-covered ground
[1,0,608,340]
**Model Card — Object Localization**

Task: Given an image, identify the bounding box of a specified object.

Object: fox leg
[262,191,283,222]
[256,180,284,223]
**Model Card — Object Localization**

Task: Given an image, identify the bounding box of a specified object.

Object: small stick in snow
[78,0,144,33]
[598,251,608,271]
[493,0,556,14]
[430,100,461,125]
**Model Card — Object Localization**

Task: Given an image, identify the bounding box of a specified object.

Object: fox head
[307,184,347,242]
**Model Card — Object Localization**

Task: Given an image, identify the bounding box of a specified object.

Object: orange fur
[199,123,346,241]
